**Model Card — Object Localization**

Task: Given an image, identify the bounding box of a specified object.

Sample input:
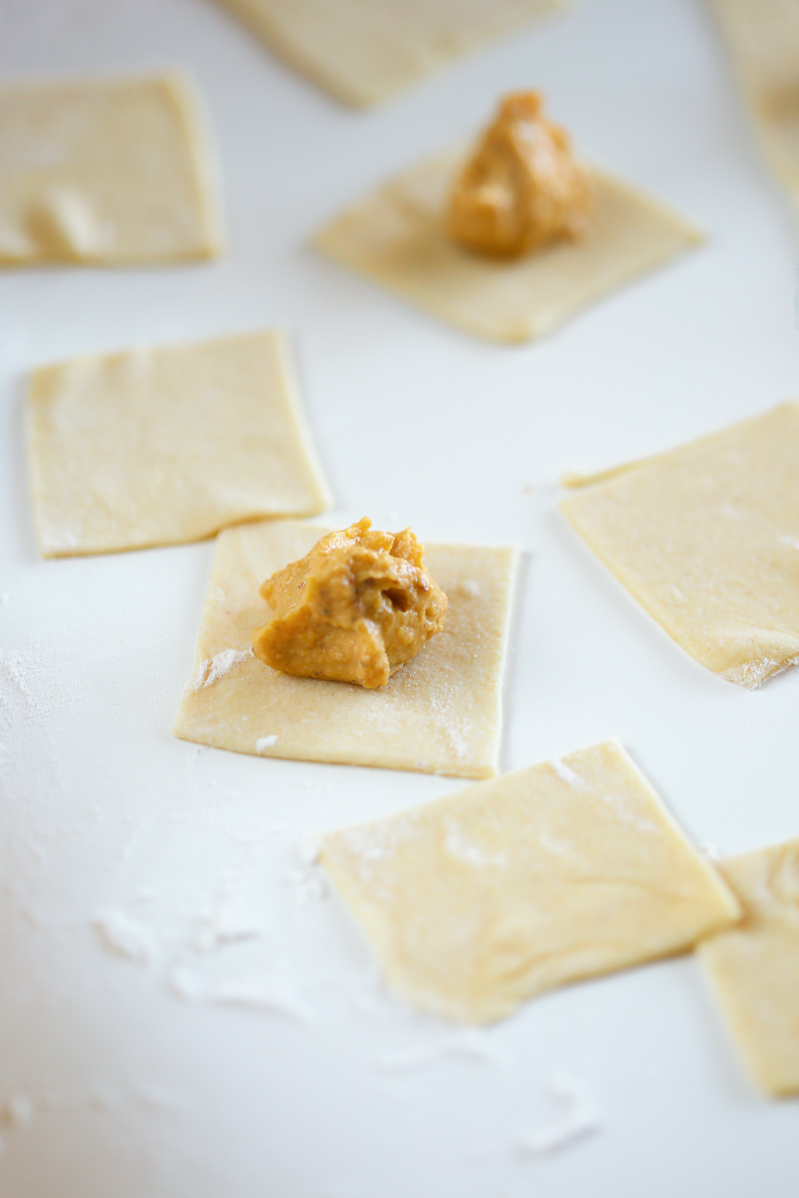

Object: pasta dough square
[710,0,799,211]
[560,403,799,688]
[212,0,560,108]
[314,150,702,343]
[26,330,331,557]
[320,740,740,1023]
[173,520,518,778]
[698,839,799,1097]
[0,71,224,266]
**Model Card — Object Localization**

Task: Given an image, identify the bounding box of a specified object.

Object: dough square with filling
[698,838,799,1097]
[709,0,799,212]
[0,71,225,266]
[26,330,331,557]
[314,149,702,343]
[560,402,799,688]
[173,519,518,778]
[319,739,740,1023]
[212,0,560,108]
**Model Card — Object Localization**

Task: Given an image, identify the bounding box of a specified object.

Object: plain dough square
[698,839,799,1097]
[26,330,331,557]
[0,71,225,266]
[320,740,740,1023]
[710,0,799,212]
[212,0,560,107]
[173,519,518,777]
[314,150,702,343]
[560,402,799,688]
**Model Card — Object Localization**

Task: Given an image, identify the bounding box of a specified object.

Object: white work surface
[1,0,797,1194]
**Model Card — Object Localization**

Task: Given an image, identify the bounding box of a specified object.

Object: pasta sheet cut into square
[212,0,560,108]
[0,71,225,266]
[27,330,331,557]
[699,839,799,1097]
[315,150,702,343]
[560,403,799,688]
[710,0,799,212]
[320,740,740,1023]
[173,520,518,778]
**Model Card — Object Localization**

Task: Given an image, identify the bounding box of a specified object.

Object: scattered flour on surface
[87,1087,122,1110]
[94,909,160,965]
[515,1078,602,1159]
[135,1085,182,1110]
[169,964,310,1022]
[0,1095,33,1129]
[0,644,73,726]
[192,883,263,952]
[283,834,329,905]
[550,758,588,790]
[190,647,252,691]
[376,1031,503,1072]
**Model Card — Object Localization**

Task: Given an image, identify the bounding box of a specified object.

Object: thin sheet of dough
[560,402,799,688]
[320,740,740,1024]
[0,71,224,266]
[173,520,518,778]
[698,839,799,1097]
[710,0,799,211]
[314,150,702,343]
[26,330,331,557]
[212,0,560,108]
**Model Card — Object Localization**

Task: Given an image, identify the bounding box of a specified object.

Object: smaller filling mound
[252,518,448,689]
[447,90,592,258]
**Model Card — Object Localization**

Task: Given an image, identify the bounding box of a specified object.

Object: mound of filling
[447,91,592,257]
[252,518,447,688]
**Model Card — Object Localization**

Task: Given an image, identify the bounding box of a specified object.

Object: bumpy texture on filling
[447,91,592,258]
[252,518,448,688]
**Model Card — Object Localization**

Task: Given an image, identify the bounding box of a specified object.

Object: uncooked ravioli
[314,149,702,343]
[319,740,740,1023]
[0,71,225,265]
[173,519,518,778]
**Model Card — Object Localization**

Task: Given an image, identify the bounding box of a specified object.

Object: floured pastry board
[0,1,797,1197]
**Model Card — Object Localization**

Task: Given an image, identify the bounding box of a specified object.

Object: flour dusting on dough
[457,579,481,597]
[597,792,661,836]
[191,647,253,690]
[721,654,799,690]
[334,814,421,883]
[256,734,279,753]
[444,822,507,868]
[550,757,587,790]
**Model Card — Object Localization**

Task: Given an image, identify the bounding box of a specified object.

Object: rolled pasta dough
[320,740,740,1023]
